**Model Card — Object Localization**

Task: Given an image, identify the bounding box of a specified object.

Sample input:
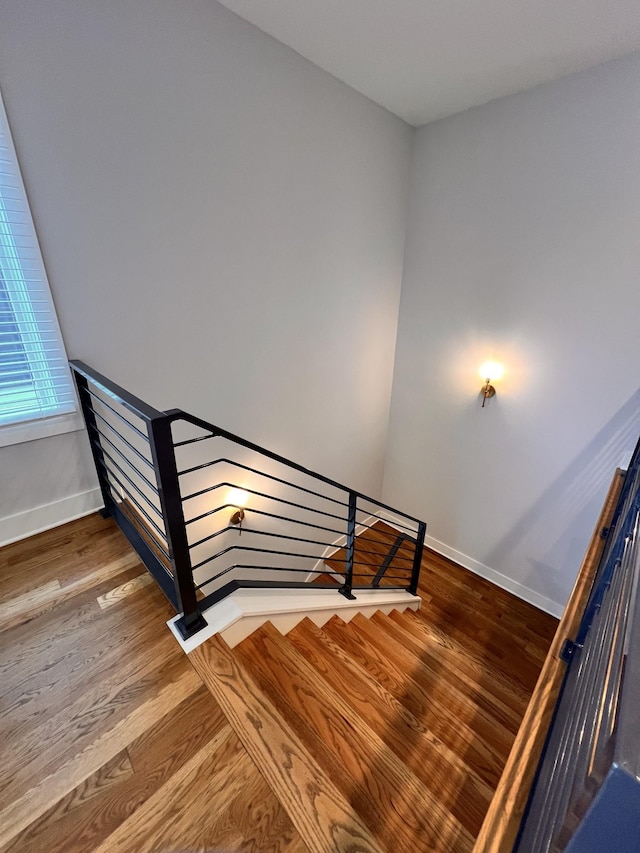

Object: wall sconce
[228,488,248,531]
[479,361,503,408]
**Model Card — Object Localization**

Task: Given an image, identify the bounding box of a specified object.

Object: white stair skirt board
[167,587,421,654]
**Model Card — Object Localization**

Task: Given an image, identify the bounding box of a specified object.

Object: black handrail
[165,407,424,524]
[70,360,426,639]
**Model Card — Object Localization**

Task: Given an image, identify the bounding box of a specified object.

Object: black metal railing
[71,361,426,640]
[515,435,640,852]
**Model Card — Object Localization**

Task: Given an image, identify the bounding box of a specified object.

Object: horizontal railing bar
[177,457,348,508]
[184,502,345,533]
[190,526,339,552]
[95,458,169,552]
[70,360,165,422]
[324,547,415,563]
[107,492,170,562]
[84,385,149,440]
[192,544,334,573]
[353,515,418,535]
[108,501,178,608]
[87,423,159,492]
[198,579,406,610]
[182,483,346,523]
[192,540,412,573]
[197,579,383,610]
[196,564,327,589]
[351,550,415,562]
[173,433,216,447]
[352,574,407,589]
[166,409,423,525]
[97,443,164,521]
[196,564,410,590]
[297,569,410,580]
[89,408,155,470]
[224,507,345,537]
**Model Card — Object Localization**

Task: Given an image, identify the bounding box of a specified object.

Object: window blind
[0,92,76,428]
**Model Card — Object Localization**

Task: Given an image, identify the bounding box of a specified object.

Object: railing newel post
[340,491,357,600]
[147,415,207,640]
[409,521,426,596]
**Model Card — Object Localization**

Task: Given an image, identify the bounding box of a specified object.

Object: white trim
[168,586,421,653]
[376,509,564,618]
[0,411,84,448]
[0,487,103,546]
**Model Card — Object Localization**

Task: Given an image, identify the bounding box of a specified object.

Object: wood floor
[0,514,305,853]
[0,514,558,852]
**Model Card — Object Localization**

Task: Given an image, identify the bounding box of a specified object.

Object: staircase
[190,564,556,853]
[67,362,557,851]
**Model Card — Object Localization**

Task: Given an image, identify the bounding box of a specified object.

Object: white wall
[0,0,412,543]
[383,53,640,615]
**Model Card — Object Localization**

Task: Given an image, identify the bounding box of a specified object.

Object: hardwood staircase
[191,570,556,853]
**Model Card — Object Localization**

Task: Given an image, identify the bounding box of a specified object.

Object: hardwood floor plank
[194,753,305,853]
[1,644,190,799]
[3,687,227,853]
[190,634,387,853]
[90,724,249,853]
[354,614,514,760]
[0,515,126,587]
[0,579,61,631]
[96,571,155,609]
[0,565,166,684]
[415,591,551,671]
[1,514,310,853]
[412,602,546,693]
[0,553,142,632]
[237,622,475,852]
[0,665,201,847]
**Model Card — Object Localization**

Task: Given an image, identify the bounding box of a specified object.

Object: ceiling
[216,0,640,125]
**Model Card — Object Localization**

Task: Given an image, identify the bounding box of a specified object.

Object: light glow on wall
[228,487,249,508]
[479,361,504,382]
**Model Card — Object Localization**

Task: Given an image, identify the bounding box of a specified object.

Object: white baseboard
[376,509,564,619]
[0,488,104,547]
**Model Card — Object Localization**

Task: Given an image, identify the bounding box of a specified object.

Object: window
[0,90,80,446]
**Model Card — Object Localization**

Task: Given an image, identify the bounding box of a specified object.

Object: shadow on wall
[484,387,640,609]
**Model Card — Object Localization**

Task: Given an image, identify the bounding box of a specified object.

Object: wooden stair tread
[410,602,546,693]
[287,617,494,837]
[390,608,532,714]
[236,621,475,852]
[354,614,514,758]
[416,558,556,646]
[368,611,523,734]
[322,614,507,787]
[189,633,386,853]
[414,592,549,669]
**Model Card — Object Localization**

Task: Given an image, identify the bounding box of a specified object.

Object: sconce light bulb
[228,488,249,508]
[479,361,504,382]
